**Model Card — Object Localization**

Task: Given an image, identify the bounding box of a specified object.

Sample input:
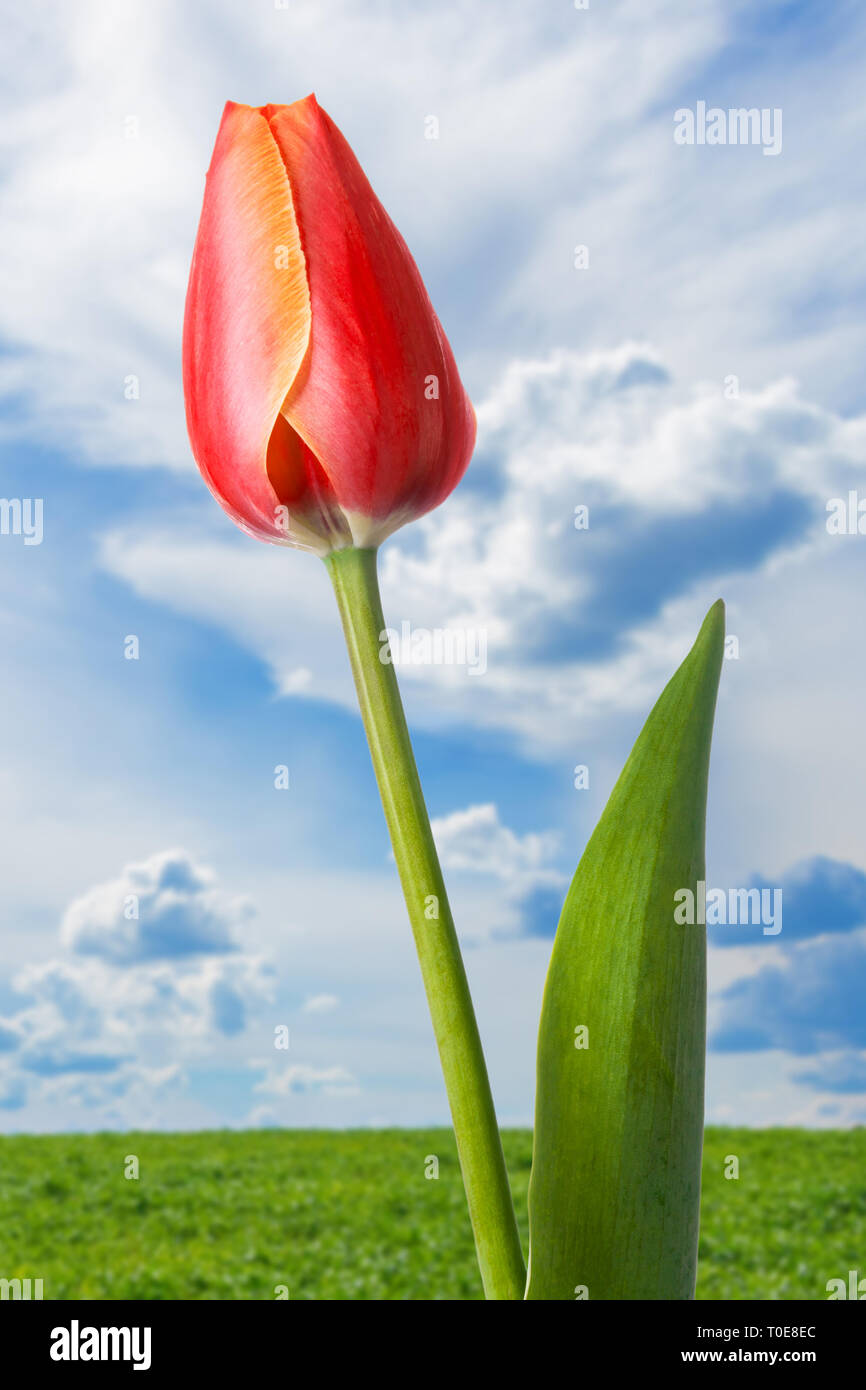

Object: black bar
[2,1297,860,1375]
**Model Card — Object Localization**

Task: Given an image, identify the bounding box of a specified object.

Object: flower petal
[264,96,476,543]
[183,101,312,543]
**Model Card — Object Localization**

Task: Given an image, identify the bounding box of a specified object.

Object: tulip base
[324,544,526,1301]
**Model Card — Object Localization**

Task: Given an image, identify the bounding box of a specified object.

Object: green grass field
[0,1127,863,1300]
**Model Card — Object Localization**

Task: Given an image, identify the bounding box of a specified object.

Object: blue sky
[1,0,866,1131]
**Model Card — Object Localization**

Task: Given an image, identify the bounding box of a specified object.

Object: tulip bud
[183,96,476,553]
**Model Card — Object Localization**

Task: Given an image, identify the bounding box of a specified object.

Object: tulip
[183,99,728,1307]
[183,95,476,554]
[183,97,525,1300]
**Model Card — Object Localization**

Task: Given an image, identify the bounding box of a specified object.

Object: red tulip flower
[183,95,475,553]
[181,95,726,1306]
[183,95,527,1303]
[181,95,727,1308]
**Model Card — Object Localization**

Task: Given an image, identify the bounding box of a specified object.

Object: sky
[1,0,865,1133]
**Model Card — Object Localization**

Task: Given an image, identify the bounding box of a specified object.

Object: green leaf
[526,600,725,1301]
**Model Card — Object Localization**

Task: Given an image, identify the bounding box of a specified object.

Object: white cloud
[425,803,567,944]
[3,0,866,1135]
[246,1105,280,1128]
[712,925,866,1055]
[253,1062,359,1098]
[302,993,339,1014]
[98,528,351,713]
[99,343,865,753]
[432,803,561,891]
[5,0,863,475]
[0,851,276,1122]
[60,848,252,963]
[474,347,866,510]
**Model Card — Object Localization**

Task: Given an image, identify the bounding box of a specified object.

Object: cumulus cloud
[432,803,560,887]
[0,0,726,470]
[709,856,866,948]
[7,952,275,1072]
[0,852,275,1120]
[430,802,567,940]
[4,0,865,475]
[99,343,866,752]
[708,856,866,1079]
[383,349,856,677]
[754,858,866,942]
[5,1,866,1133]
[472,347,863,514]
[712,926,866,1056]
[60,849,251,963]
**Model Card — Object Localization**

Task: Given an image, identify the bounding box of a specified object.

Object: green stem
[324,544,526,1301]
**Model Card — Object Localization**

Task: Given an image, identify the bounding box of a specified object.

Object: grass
[0,1127,863,1300]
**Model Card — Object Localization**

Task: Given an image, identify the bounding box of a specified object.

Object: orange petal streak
[183,102,312,543]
